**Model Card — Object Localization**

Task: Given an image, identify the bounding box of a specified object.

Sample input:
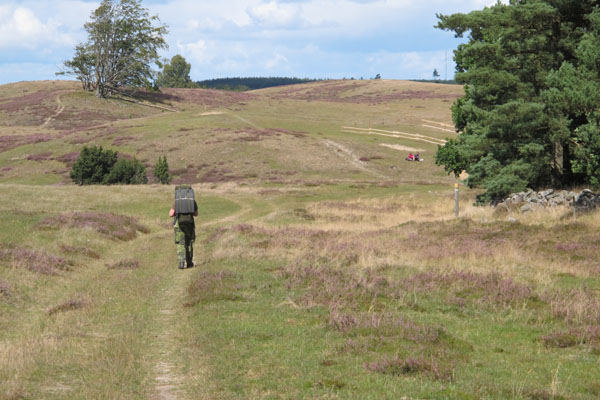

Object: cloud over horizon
[0,0,500,84]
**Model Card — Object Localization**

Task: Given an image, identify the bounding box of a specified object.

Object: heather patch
[162,87,255,107]
[359,155,384,162]
[0,134,53,153]
[47,295,90,315]
[542,326,600,349]
[59,244,100,259]
[0,279,11,297]
[106,259,139,270]
[68,136,95,144]
[279,261,466,381]
[545,289,600,325]
[185,270,243,306]
[50,109,116,130]
[197,168,245,184]
[0,244,70,275]
[328,309,444,342]
[26,152,53,162]
[55,152,81,166]
[364,354,454,381]
[112,136,136,146]
[268,81,460,105]
[279,263,390,310]
[0,89,57,125]
[404,270,535,308]
[37,212,149,241]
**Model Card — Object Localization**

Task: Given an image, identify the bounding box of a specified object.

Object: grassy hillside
[1,80,599,399]
[0,79,461,186]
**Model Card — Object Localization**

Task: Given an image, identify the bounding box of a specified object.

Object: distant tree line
[411,79,458,85]
[195,77,320,91]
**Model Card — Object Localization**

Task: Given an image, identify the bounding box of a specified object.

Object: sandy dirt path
[323,139,388,179]
[41,90,75,128]
[341,126,447,146]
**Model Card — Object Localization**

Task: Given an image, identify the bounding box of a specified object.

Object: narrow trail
[40,90,177,132]
[323,139,388,179]
[41,91,75,128]
[150,200,248,400]
[341,126,447,146]
[230,113,262,130]
[152,263,189,400]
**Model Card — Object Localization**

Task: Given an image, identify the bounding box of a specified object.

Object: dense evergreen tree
[435,0,600,203]
[104,158,148,184]
[70,146,118,185]
[156,55,197,88]
[70,146,148,185]
[153,155,171,184]
[59,0,168,98]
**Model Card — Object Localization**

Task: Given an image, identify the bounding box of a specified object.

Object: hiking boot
[178,261,185,269]
[187,262,194,268]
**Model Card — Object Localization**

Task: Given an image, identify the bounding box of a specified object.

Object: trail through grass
[2,80,600,399]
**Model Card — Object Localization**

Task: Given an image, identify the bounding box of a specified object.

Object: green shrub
[103,158,148,184]
[153,155,171,184]
[70,145,117,185]
[70,146,148,185]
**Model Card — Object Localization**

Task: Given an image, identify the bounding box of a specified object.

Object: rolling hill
[2,79,599,399]
[0,79,462,186]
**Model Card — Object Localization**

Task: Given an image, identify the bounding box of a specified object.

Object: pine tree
[70,145,118,185]
[435,0,600,203]
[154,156,171,184]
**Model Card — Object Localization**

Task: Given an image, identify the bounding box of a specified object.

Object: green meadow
[1,80,599,399]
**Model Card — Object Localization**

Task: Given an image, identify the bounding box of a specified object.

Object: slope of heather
[0,79,461,186]
[2,79,600,399]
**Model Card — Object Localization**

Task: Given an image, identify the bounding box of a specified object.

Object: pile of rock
[497,189,600,213]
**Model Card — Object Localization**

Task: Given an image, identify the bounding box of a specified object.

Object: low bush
[70,145,148,185]
[0,244,70,275]
[103,158,148,184]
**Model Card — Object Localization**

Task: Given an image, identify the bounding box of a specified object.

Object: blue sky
[0,0,499,84]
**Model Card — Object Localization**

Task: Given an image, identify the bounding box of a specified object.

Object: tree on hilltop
[156,55,197,88]
[435,0,600,203]
[59,0,168,98]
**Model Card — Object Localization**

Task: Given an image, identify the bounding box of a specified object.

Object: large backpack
[174,185,195,215]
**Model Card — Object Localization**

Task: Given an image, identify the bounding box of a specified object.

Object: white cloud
[0,2,94,51]
[247,1,304,28]
[265,53,289,70]
[177,39,210,63]
[0,0,505,84]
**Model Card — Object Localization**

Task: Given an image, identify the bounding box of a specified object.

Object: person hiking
[169,185,198,269]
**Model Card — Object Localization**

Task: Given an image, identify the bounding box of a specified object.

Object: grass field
[1,80,599,399]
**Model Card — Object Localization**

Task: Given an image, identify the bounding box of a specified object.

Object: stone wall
[497,189,600,214]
